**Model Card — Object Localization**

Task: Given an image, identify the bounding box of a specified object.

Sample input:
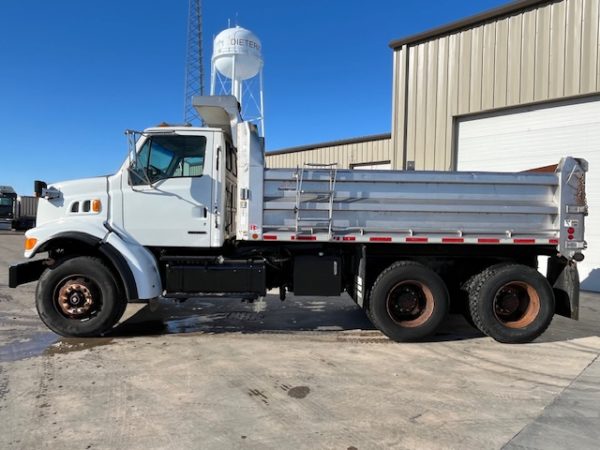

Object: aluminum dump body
[260,157,587,259]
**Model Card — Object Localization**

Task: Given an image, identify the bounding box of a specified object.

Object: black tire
[460,273,480,328]
[36,256,127,337]
[468,264,555,343]
[368,261,449,342]
[363,301,375,325]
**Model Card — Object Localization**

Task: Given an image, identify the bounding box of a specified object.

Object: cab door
[121,131,215,247]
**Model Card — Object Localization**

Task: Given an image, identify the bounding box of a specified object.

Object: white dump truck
[9,96,588,343]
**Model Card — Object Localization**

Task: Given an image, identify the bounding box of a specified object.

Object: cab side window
[130,135,207,185]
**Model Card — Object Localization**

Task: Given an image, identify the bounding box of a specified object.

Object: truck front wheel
[468,264,555,343]
[368,262,449,342]
[36,256,126,337]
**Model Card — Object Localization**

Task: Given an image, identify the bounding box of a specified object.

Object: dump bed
[260,157,587,260]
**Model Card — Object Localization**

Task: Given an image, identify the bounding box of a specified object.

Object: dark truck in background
[0,185,38,231]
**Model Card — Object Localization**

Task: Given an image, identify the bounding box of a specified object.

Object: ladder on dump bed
[294,163,338,238]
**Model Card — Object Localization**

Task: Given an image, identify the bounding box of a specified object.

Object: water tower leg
[259,69,265,136]
[210,61,216,95]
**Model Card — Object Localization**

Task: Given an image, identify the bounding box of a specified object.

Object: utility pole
[183,0,204,124]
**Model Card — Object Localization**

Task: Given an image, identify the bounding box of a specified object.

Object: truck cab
[0,185,17,230]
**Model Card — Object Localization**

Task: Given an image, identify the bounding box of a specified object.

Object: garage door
[457,97,600,292]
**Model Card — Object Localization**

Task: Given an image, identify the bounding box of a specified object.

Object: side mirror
[34,180,47,198]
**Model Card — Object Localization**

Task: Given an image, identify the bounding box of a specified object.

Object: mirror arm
[124,129,155,189]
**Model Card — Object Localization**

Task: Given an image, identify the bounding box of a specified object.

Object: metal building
[266,0,599,290]
[390,0,600,291]
[266,133,392,170]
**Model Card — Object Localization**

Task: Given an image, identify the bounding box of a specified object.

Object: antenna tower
[183,0,205,124]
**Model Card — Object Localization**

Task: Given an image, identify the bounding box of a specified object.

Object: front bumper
[8,260,47,288]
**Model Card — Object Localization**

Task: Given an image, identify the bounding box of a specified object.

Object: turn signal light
[25,237,38,251]
[92,199,101,213]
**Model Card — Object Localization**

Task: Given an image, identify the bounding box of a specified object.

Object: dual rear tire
[466,264,555,343]
[367,261,555,343]
[367,261,449,342]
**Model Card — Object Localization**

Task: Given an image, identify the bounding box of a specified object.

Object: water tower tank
[212,26,262,80]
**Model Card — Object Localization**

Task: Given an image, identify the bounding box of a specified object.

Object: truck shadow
[109,294,485,342]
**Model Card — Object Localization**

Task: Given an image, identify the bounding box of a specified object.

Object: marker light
[92,199,102,213]
[25,237,38,251]
[567,227,575,234]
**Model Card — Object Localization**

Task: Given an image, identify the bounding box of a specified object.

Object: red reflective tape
[296,235,317,241]
[342,236,356,241]
[513,238,536,244]
[478,238,500,244]
[370,237,392,242]
[263,235,277,240]
[442,237,464,243]
[406,237,428,243]
[549,238,559,245]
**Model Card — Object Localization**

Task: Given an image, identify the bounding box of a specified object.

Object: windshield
[130,135,206,185]
[0,196,13,218]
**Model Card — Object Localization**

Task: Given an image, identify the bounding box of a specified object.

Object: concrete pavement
[1,232,599,449]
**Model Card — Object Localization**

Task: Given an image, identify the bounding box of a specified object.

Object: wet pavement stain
[287,386,310,399]
[0,332,59,362]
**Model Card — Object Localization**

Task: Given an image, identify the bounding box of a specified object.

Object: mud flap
[547,256,580,320]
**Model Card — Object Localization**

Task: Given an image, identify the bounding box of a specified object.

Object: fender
[22,224,161,300]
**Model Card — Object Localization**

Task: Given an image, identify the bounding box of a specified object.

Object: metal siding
[520,10,537,103]
[470,26,484,112]
[598,0,600,90]
[580,0,599,93]
[425,40,439,169]
[482,22,496,110]
[445,33,461,170]
[265,137,392,169]
[392,0,599,171]
[406,45,419,166]
[534,5,552,100]
[458,30,472,114]
[435,36,449,169]
[494,18,510,108]
[390,48,406,169]
[415,43,428,169]
[565,0,583,95]
[549,1,567,97]
[507,14,523,105]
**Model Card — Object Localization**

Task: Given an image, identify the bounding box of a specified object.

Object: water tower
[210,26,264,136]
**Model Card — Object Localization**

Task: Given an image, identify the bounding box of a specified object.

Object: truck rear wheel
[468,264,555,343]
[36,256,126,337]
[368,261,449,342]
